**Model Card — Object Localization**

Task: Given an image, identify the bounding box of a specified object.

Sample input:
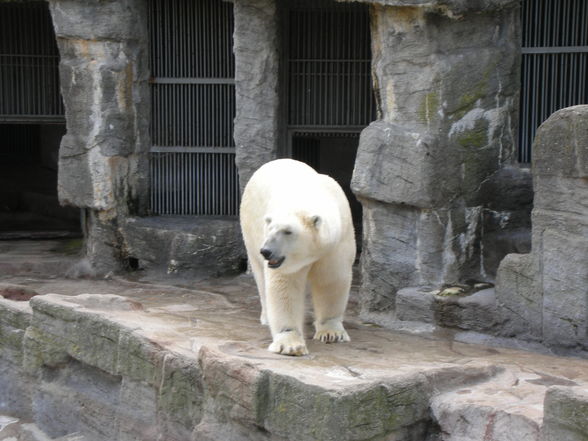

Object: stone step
[431,370,545,441]
[0,418,85,441]
[396,285,499,333]
[432,377,588,441]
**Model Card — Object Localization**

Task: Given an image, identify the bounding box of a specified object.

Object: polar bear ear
[310,215,321,228]
[264,216,272,225]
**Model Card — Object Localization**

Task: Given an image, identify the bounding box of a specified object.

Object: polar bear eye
[283,230,292,235]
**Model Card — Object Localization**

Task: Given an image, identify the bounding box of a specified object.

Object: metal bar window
[0,1,64,122]
[285,1,375,129]
[519,0,588,163]
[148,0,238,216]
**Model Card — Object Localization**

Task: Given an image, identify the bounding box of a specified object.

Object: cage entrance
[291,131,362,243]
[0,2,79,239]
[281,0,375,246]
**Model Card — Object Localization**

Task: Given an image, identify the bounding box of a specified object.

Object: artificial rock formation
[49,0,151,273]
[496,105,588,351]
[233,0,281,193]
[351,1,521,318]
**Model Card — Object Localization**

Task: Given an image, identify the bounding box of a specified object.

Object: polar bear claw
[268,331,308,356]
[313,318,350,343]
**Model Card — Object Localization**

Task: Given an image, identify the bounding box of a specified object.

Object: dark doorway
[292,132,362,242]
[280,0,375,245]
[0,2,80,239]
[0,124,80,239]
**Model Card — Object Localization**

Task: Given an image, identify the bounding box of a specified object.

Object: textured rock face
[477,166,533,277]
[397,286,499,333]
[50,0,150,211]
[352,2,520,316]
[496,105,588,351]
[543,386,588,441]
[533,106,588,349]
[49,0,150,273]
[353,0,518,15]
[495,253,540,339]
[233,0,280,192]
[122,216,246,276]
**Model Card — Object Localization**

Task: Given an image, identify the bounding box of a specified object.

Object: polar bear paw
[268,330,308,356]
[313,319,350,343]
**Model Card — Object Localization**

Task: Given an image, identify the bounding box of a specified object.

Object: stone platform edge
[1,294,586,441]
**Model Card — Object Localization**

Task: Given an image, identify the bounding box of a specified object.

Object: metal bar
[287,125,367,131]
[0,115,66,123]
[150,146,236,154]
[521,46,588,54]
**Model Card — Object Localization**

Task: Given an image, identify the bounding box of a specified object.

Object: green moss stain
[457,128,487,148]
[452,69,492,120]
[455,117,489,149]
[419,92,439,124]
[50,238,84,255]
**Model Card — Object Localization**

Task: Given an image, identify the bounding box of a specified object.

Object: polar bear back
[240,159,353,254]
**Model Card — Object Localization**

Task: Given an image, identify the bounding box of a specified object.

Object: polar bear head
[260,211,338,273]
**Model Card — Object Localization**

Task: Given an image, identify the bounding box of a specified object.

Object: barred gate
[520,0,588,163]
[281,0,374,244]
[0,1,63,122]
[148,0,239,216]
[283,0,375,141]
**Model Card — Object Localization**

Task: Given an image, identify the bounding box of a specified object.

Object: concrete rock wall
[496,105,588,351]
[48,0,151,273]
[233,0,281,193]
[351,1,521,318]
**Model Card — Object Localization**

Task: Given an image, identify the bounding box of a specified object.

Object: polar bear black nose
[260,248,272,260]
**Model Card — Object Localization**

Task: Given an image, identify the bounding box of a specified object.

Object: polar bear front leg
[309,265,351,343]
[265,270,308,356]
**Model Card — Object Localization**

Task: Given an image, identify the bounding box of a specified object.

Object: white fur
[240,159,356,356]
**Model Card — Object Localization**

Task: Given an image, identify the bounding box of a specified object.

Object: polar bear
[240,159,356,356]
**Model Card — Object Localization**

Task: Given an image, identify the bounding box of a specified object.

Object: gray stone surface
[495,105,588,352]
[397,286,499,333]
[495,253,541,339]
[122,216,246,277]
[233,0,280,192]
[396,287,436,323]
[543,386,588,441]
[352,0,518,15]
[477,166,533,278]
[351,2,520,315]
[48,0,151,273]
[1,273,588,441]
[431,369,547,441]
[49,0,150,211]
[434,288,498,333]
[533,107,588,349]
[532,105,588,179]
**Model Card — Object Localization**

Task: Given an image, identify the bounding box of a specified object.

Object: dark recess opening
[0,1,80,240]
[0,123,80,239]
[280,0,376,248]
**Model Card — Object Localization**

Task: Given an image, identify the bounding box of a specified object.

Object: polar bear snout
[260,247,286,269]
[260,248,272,259]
